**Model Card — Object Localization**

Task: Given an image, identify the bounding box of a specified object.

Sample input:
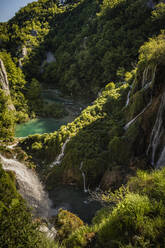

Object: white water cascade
[147,92,165,167]
[156,146,165,168]
[50,138,70,167]
[0,155,56,217]
[125,86,132,107]
[124,97,152,130]
[80,162,88,193]
[142,66,149,88]
[142,65,157,89]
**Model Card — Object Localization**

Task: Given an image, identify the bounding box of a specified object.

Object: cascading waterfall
[142,66,149,88]
[0,155,56,217]
[124,97,152,130]
[124,66,156,129]
[147,91,165,167]
[50,138,70,167]
[80,162,88,193]
[142,65,157,89]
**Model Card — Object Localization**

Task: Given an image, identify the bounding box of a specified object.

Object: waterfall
[156,146,165,168]
[147,92,165,166]
[142,65,157,89]
[125,86,132,107]
[124,97,152,130]
[50,138,70,167]
[125,66,154,109]
[0,155,56,217]
[80,162,88,193]
[142,66,149,88]
[143,80,152,90]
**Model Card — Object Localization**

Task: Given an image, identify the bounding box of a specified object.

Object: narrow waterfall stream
[142,66,149,88]
[156,146,165,168]
[124,97,152,130]
[125,88,131,107]
[142,65,157,89]
[0,155,56,217]
[80,162,88,193]
[147,91,165,167]
[50,138,70,167]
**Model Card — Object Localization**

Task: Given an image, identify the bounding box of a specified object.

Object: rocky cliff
[0,59,15,111]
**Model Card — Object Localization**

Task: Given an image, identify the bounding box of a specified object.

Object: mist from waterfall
[0,155,57,217]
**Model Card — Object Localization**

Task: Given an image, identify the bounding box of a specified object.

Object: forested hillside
[1,0,165,247]
[1,0,165,96]
[0,0,165,139]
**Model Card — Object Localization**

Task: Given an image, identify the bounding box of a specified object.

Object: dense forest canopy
[1,0,165,247]
[0,0,165,139]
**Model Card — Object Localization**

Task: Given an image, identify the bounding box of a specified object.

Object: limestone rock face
[0,59,10,94]
[21,46,27,58]
[0,59,15,110]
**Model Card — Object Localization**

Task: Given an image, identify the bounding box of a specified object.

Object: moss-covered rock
[52,209,84,242]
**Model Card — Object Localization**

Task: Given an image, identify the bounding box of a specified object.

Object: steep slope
[0,0,164,142]
[1,0,165,98]
[63,168,165,248]
[0,164,42,247]
[0,52,30,140]
[1,0,165,247]
[20,31,165,190]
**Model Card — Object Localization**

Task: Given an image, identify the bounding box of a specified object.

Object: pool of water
[49,186,101,223]
[15,118,66,137]
[15,91,87,138]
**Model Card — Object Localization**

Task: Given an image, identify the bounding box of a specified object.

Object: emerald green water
[15,90,86,137]
[15,118,65,137]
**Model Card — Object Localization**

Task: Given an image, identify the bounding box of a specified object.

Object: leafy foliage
[0,164,44,247]
[1,0,165,98]
[63,168,165,248]
[21,82,129,188]
[0,90,15,140]
[53,209,84,241]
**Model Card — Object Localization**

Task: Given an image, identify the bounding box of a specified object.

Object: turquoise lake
[15,90,86,137]
[15,118,66,137]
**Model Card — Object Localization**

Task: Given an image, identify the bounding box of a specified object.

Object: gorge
[1,0,165,247]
